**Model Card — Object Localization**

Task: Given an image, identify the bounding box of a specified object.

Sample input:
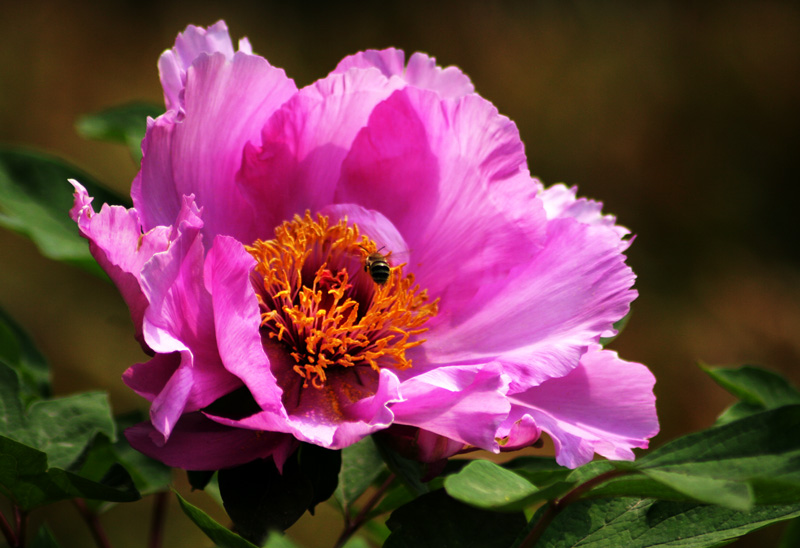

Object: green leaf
[0,148,128,276]
[297,443,341,514]
[262,533,303,548]
[0,435,139,510]
[367,479,415,520]
[384,489,526,548]
[334,436,385,512]
[703,365,800,407]
[0,306,51,402]
[529,497,800,548]
[444,460,544,512]
[631,405,800,508]
[78,412,172,512]
[75,102,163,162]
[778,517,800,548]
[702,364,800,425]
[174,490,259,548]
[504,456,570,485]
[562,407,800,510]
[0,362,116,470]
[599,311,631,346]
[30,525,61,548]
[218,455,312,545]
[372,435,429,497]
[187,469,216,491]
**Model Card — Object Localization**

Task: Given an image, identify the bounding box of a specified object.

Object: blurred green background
[1,1,799,546]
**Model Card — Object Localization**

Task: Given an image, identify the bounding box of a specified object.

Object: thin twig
[333,473,396,548]
[0,507,17,547]
[72,499,112,548]
[148,492,169,548]
[518,469,627,548]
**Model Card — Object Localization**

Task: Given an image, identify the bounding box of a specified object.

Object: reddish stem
[333,473,396,548]
[72,499,112,548]
[148,492,169,548]
[14,506,26,548]
[518,469,627,548]
[0,507,17,547]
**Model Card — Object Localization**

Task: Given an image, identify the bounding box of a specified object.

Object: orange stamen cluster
[246,212,438,389]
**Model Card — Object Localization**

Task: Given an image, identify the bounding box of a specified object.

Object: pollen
[246,212,438,390]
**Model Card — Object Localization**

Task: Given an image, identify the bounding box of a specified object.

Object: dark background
[1,1,799,546]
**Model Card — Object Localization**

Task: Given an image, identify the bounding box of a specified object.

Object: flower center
[246,212,438,390]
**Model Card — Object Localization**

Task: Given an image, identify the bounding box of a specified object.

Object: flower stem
[148,492,168,548]
[518,469,627,548]
[73,499,112,548]
[14,506,26,548]
[333,473,396,548]
[0,507,17,547]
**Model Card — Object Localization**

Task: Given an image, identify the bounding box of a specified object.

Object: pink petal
[391,363,511,452]
[123,352,180,402]
[70,180,171,348]
[236,66,402,236]
[332,48,475,98]
[506,347,659,468]
[126,413,297,471]
[134,50,297,241]
[206,361,403,450]
[335,88,546,322]
[540,183,632,243]
[138,201,242,438]
[158,20,241,113]
[203,235,284,416]
[427,217,637,391]
[318,204,410,262]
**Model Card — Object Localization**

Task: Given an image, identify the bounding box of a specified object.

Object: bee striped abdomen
[365,253,391,285]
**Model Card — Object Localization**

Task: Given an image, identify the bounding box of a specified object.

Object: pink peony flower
[70,21,658,471]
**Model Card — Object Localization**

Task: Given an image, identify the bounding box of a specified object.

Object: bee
[362,246,391,285]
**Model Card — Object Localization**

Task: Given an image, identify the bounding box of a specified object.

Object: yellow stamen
[246,212,438,389]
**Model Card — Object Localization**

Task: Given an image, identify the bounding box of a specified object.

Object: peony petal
[139,199,242,438]
[70,180,171,348]
[391,363,511,453]
[206,363,403,450]
[427,217,637,391]
[237,66,402,236]
[203,235,285,416]
[122,352,180,402]
[134,50,297,241]
[126,412,297,470]
[506,347,659,468]
[540,183,632,243]
[336,88,547,323]
[332,48,475,98]
[158,20,240,113]
[318,204,410,262]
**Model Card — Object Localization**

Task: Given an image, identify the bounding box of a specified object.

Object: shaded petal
[126,413,297,470]
[206,362,403,450]
[427,217,636,390]
[319,204,410,263]
[70,180,171,348]
[237,67,402,235]
[123,352,180,402]
[204,235,284,416]
[134,50,297,240]
[139,200,242,438]
[332,48,475,98]
[505,347,658,468]
[391,363,511,452]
